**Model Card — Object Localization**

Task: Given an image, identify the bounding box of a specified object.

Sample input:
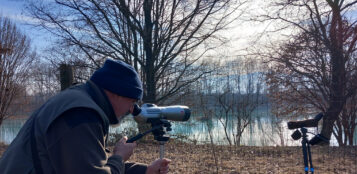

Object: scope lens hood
[183,108,191,121]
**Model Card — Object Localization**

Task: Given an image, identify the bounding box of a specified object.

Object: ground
[129,141,357,174]
[1,141,356,173]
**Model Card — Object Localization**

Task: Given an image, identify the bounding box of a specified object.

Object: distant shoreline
[5,116,29,120]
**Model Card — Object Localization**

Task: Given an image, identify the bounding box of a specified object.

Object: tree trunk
[137,0,155,137]
[320,6,346,143]
[59,64,74,91]
[143,0,156,103]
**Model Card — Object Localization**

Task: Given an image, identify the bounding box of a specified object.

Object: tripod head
[126,118,172,159]
[149,118,172,142]
[126,118,172,143]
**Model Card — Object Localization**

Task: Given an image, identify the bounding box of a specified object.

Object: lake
[1,112,343,146]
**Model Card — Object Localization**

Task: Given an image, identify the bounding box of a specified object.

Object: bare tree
[230,58,264,146]
[194,65,220,172]
[25,0,246,103]
[28,61,60,104]
[215,88,234,146]
[0,16,36,125]
[194,57,265,146]
[333,93,357,146]
[258,0,357,144]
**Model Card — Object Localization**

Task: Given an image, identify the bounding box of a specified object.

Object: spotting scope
[287,112,329,145]
[132,103,191,122]
[127,103,191,144]
[287,113,323,130]
[287,113,329,174]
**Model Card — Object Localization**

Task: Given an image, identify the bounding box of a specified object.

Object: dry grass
[129,141,357,174]
[1,141,356,173]
[0,142,7,156]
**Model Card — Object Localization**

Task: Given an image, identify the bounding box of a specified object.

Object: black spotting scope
[287,113,323,130]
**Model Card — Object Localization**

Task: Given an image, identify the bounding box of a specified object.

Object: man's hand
[113,136,136,161]
[146,158,171,174]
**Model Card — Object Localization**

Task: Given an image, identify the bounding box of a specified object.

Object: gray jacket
[0,81,146,174]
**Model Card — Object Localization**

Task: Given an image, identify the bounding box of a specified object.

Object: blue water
[0,118,27,144]
[1,115,341,146]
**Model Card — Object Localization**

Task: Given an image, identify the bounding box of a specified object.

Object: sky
[2,0,356,58]
[0,0,261,56]
[0,0,53,51]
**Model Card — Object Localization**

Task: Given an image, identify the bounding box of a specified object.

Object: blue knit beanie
[90,59,143,100]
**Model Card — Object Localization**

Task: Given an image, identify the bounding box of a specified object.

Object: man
[0,59,171,174]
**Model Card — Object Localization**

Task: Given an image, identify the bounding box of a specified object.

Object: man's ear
[103,90,116,104]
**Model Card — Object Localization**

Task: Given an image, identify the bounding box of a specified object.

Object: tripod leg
[159,141,165,159]
[307,143,314,173]
[302,139,309,174]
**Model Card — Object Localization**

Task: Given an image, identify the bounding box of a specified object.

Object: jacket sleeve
[45,108,147,174]
[125,162,147,173]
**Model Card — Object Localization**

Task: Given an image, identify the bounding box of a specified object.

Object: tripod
[291,127,314,173]
[300,128,314,174]
[291,127,330,173]
[127,118,172,159]
[288,113,331,173]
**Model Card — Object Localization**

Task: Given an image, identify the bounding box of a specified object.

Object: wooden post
[59,64,74,91]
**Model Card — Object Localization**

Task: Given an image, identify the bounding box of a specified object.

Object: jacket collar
[85,80,119,125]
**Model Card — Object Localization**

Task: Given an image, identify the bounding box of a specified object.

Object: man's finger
[161,159,171,166]
[159,167,169,174]
[160,166,169,172]
[120,136,128,142]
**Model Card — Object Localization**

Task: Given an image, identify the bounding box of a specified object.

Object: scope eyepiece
[291,129,302,140]
[309,134,330,145]
[132,104,141,116]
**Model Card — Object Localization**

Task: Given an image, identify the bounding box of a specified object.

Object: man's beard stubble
[110,111,131,128]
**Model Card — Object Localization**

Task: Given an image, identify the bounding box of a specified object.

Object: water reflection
[0,115,342,146]
[0,118,27,144]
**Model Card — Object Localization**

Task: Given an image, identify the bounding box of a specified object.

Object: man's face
[104,90,137,121]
